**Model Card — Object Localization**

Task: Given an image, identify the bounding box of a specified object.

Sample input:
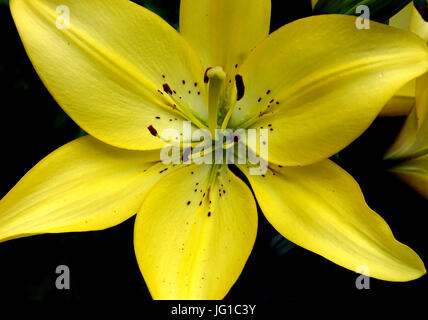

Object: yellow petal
[390,154,428,199]
[390,2,413,31]
[380,79,415,116]
[134,164,257,300]
[380,95,415,116]
[311,0,318,10]
[385,5,428,158]
[229,15,428,166]
[239,160,426,281]
[179,0,271,74]
[404,2,428,125]
[0,136,170,242]
[11,0,208,150]
[381,3,416,117]
[386,72,428,158]
[410,3,428,42]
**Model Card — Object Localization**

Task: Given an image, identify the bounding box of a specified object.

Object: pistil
[206,66,226,137]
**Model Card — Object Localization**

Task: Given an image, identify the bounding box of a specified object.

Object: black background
[0,0,426,312]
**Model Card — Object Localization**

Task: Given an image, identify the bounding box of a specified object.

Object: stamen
[235,75,245,101]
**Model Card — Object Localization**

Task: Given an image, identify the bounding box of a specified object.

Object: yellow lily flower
[2,0,428,300]
[385,2,428,199]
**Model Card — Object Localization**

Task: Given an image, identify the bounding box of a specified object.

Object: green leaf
[314,0,412,23]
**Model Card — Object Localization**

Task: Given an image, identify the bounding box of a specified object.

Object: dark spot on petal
[258,97,262,102]
[235,75,245,101]
[235,64,238,68]
[148,125,157,136]
[182,148,192,162]
[194,82,198,87]
[163,83,173,95]
[270,99,274,103]
[208,212,211,217]
[162,74,165,78]
[187,201,191,205]
[155,116,160,119]
[266,90,271,95]
[182,80,186,85]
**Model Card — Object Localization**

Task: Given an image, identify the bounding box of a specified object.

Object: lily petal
[311,0,318,10]
[179,0,271,74]
[229,15,428,166]
[0,136,169,242]
[390,154,428,199]
[134,164,257,300]
[380,3,415,117]
[385,5,428,158]
[11,0,208,150]
[389,2,413,31]
[386,72,428,158]
[380,95,415,117]
[239,160,426,281]
[380,80,415,117]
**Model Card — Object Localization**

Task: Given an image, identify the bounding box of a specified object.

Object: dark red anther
[235,75,245,101]
[204,67,213,83]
